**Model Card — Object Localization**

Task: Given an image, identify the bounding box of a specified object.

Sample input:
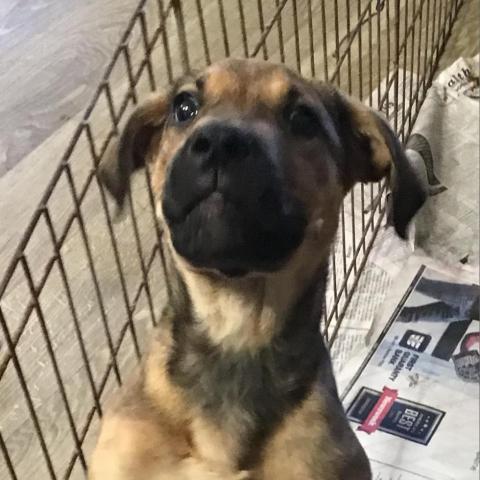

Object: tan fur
[150,127,186,195]
[257,69,291,108]
[89,308,363,480]
[259,393,340,480]
[204,60,291,111]
[257,389,370,480]
[204,65,242,103]
[90,308,252,480]
[90,59,391,479]
[349,98,392,174]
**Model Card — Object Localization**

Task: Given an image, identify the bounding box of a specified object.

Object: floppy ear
[99,94,169,208]
[333,92,427,239]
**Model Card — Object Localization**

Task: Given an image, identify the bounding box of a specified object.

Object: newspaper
[407,55,480,269]
[329,55,480,372]
[338,259,479,480]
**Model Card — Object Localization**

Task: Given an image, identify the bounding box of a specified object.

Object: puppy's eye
[173,92,199,123]
[288,105,319,138]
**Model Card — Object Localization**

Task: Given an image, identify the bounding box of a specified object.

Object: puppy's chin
[166,192,307,277]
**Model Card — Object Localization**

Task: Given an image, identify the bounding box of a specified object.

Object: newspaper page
[329,54,480,372]
[340,260,480,480]
[406,54,479,269]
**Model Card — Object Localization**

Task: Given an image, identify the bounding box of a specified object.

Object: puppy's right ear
[99,94,169,208]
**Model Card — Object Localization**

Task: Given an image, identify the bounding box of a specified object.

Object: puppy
[90,59,426,480]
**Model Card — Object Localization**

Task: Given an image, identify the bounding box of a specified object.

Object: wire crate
[0,0,464,478]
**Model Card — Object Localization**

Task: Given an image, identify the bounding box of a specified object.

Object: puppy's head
[100,59,425,278]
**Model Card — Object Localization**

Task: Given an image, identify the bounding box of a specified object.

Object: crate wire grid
[0,0,463,478]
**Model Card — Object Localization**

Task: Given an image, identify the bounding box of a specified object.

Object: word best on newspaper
[342,265,479,480]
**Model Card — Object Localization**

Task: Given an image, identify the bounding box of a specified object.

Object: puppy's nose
[189,123,251,165]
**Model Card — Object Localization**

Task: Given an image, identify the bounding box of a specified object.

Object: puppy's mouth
[163,188,307,277]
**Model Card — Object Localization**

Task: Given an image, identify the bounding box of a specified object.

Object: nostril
[191,134,211,155]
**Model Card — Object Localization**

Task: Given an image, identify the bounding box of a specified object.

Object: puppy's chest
[168,327,321,468]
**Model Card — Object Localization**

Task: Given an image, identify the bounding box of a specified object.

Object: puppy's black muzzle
[162,121,306,276]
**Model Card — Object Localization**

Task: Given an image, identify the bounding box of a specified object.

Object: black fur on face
[161,117,309,277]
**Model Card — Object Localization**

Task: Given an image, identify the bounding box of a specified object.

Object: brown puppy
[90,59,426,480]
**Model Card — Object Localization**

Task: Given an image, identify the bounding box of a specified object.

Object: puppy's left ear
[332,91,427,239]
[98,93,169,209]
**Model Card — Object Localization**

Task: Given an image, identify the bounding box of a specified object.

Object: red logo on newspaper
[358,387,398,434]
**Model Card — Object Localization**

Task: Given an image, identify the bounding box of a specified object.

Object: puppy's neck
[165,248,329,470]
[168,238,329,353]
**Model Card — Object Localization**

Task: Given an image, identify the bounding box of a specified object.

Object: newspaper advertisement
[339,261,479,480]
[329,54,479,372]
